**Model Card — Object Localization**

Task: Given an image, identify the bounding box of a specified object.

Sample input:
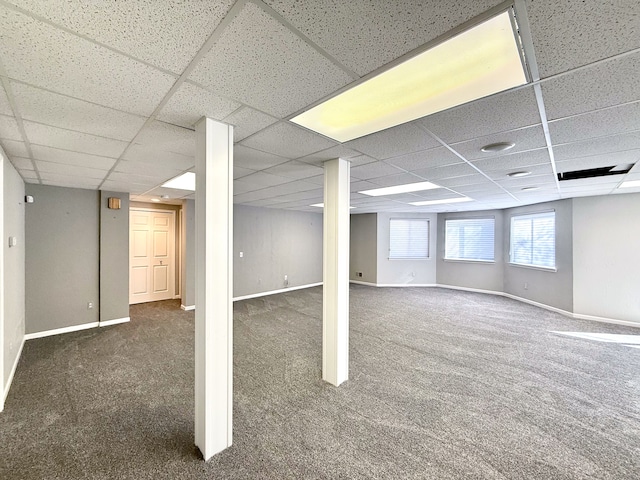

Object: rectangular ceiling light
[290,10,527,143]
[310,203,355,209]
[162,172,195,191]
[409,197,473,206]
[359,181,440,197]
[619,180,640,189]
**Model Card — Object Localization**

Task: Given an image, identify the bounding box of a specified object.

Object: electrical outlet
[87,302,94,309]
[239,251,243,258]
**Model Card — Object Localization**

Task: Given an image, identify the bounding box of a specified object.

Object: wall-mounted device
[8,236,17,247]
[25,195,34,203]
[108,197,121,209]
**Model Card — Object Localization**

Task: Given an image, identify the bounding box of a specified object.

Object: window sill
[388,257,430,261]
[443,259,495,265]
[509,262,557,273]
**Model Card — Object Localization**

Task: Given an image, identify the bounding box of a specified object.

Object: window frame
[388,218,430,260]
[444,216,496,263]
[509,210,557,271]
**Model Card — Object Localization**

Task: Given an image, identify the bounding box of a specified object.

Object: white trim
[376,283,437,287]
[501,292,573,317]
[2,336,25,409]
[24,322,100,340]
[232,282,323,302]
[181,304,195,311]
[99,317,130,327]
[349,280,378,287]
[436,284,502,296]
[572,312,640,329]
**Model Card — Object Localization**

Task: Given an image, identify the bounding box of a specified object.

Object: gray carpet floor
[1,285,639,479]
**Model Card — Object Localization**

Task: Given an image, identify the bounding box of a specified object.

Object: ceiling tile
[470,149,551,172]
[553,131,640,161]
[241,122,336,159]
[345,122,440,160]
[5,0,235,73]
[556,150,640,173]
[234,144,289,170]
[542,52,640,120]
[297,144,363,166]
[0,6,176,115]
[420,86,540,143]
[100,180,150,194]
[35,159,108,179]
[0,83,12,115]
[234,166,256,179]
[432,174,489,188]
[19,169,38,181]
[234,171,295,190]
[106,171,168,186]
[524,0,640,77]
[548,102,640,145]
[113,160,183,179]
[482,163,555,182]
[264,0,502,76]
[385,147,462,171]
[450,125,547,161]
[135,121,196,157]
[0,114,22,140]
[262,160,323,180]
[12,82,146,141]
[23,121,128,158]
[9,156,34,170]
[123,143,194,170]
[497,173,557,188]
[157,82,240,129]
[39,172,102,189]
[189,2,353,118]
[350,161,406,180]
[223,106,278,143]
[31,144,116,170]
[1,139,28,157]
[367,173,427,187]
[411,162,479,181]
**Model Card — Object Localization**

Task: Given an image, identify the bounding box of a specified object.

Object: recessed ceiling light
[310,203,355,209]
[290,10,527,142]
[409,196,473,206]
[481,142,515,153]
[359,181,440,197]
[161,194,170,199]
[162,172,195,191]
[151,198,161,202]
[521,186,539,191]
[619,180,640,189]
[507,171,532,178]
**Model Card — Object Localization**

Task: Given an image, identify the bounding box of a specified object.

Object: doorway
[129,208,176,304]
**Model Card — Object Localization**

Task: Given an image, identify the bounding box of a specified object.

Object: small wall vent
[557,164,634,181]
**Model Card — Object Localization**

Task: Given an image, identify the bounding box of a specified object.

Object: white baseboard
[99,317,130,327]
[572,312,640,328]
[501,292,574,317]
[181,304,195,311]
[435,284,502,296]
[349,280,436,288]
[2,336,25,411]
[233,282,322,302]
[349,280,378,286]
[24,322,100,340]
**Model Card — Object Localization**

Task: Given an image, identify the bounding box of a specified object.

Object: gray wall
[233,205,323,297]
[181,199,195,307]
[436,210,504,293]
[573,193,640,323]
[26,185,100,334]
[99,191,129,322]
[376,212,437,285]
[349,213,377,283]
[503,199,574,312]
[3,159,25,392]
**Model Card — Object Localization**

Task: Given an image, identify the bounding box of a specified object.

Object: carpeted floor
[1,285,639,479]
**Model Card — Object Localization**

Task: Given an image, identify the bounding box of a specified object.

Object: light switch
[239,251,243,258]
[8,236,17,247]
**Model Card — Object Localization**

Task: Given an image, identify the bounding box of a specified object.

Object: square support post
[194,118,233,460]
[322,158,350,386]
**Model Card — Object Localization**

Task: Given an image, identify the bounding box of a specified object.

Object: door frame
[129,207,179,305]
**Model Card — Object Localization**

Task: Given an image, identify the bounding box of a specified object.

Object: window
[510,211,555,268]
[445,218,495,261]
[389,218,429,259]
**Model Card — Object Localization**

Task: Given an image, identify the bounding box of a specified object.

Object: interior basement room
[1,1,640,479]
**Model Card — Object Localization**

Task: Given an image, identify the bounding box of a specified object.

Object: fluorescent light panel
[310,203,355,209]
[290,10,527,143]
[619,180,640,189]
[409,197,473,206]
[162,172,195,191]
[359,181,440,197]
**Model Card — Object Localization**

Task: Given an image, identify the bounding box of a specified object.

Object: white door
[130,209,176,304]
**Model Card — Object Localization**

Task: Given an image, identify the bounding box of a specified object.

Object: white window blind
[510,211,555,268]
[389,218,429,259]
[445,218,495,261]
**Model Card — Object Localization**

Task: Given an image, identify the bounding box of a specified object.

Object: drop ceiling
[0,0,638,213]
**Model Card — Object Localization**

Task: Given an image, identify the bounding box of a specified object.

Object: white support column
[194,118,233,460]
[322,158,350,386]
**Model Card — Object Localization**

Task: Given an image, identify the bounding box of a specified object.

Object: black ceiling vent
[557,164,634,181]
